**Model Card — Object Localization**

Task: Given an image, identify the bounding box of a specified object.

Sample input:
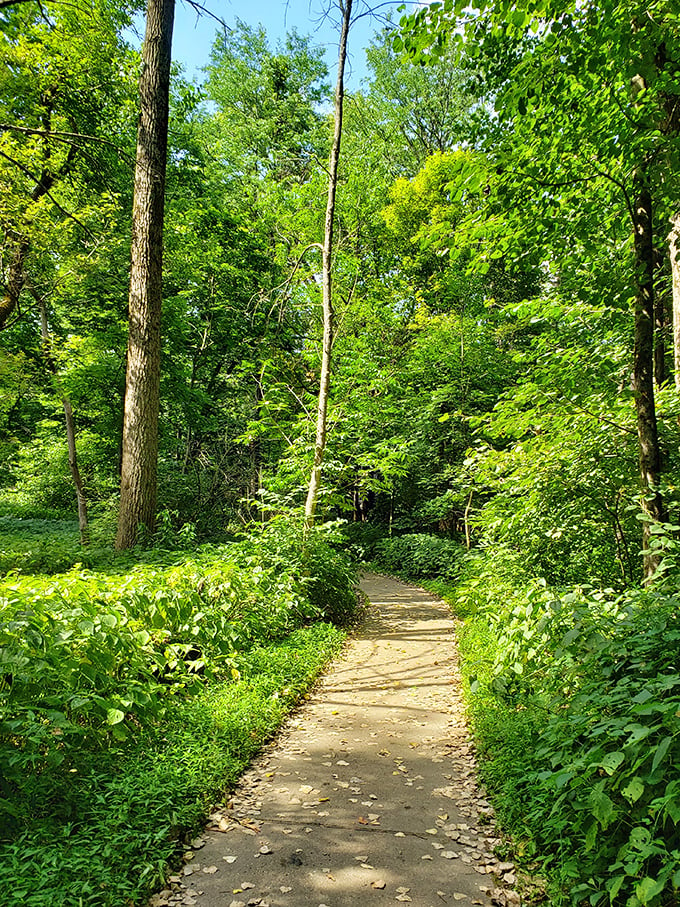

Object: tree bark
[670,212,680,392]
[304,0,352,529]
[0,170,55,330]
[116,0,175,549]
[631,173,666,580]
[36,294,90,544]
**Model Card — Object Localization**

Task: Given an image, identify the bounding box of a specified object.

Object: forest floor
[148,573,521,907]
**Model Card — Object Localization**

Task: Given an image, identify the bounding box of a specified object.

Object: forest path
[150,573,519,907]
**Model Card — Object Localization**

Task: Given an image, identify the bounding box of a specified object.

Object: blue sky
[164,0,405,89]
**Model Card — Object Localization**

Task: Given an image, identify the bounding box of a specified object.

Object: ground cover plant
[0,516,355,905]
[428,548,680,907]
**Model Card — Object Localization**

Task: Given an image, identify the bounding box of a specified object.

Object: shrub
[454,552,680,907]
[373,532,463,580]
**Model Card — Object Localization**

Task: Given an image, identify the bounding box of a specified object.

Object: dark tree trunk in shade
[116,0,175,549]
[631,173,666,580]
[36,293,90,544]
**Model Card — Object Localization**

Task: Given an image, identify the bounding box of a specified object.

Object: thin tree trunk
[631,174,666,580]
[670,212,680,391]
[0,169,55,330]
[654,253,667,388]
[304,0,352,529]
[116,0,175,549]
[36,293,90,544]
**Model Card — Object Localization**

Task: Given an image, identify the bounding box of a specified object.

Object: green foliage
[0,521,356,841]
[0,623,345,906]
[373,532,463,580]
[451,552,680,906]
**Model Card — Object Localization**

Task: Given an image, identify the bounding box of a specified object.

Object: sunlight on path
[148,573,520,907]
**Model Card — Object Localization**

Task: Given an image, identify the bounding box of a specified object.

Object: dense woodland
[1,0,679,904]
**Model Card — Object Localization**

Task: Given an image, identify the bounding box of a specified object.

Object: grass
[0,623,346,907]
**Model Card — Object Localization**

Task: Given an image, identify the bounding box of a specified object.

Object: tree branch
[0,149,95,239]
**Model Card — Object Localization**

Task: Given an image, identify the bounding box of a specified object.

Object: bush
[0,519,357,842]
[0,624,346,906]
[373,532,463,580]
[453,552,680,907]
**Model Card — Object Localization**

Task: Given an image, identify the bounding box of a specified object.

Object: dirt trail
[149,573,519,907]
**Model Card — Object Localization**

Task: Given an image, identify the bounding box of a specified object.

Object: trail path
[150,573,519,907]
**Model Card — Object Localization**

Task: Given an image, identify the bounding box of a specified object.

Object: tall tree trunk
[36,293,90,544]
[304,0,352,529]
[631,173,666,580]
[116,0,175,550]
[670,212,680,391]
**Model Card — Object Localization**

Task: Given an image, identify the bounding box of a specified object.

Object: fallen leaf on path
[372,880,387,890]
[441,852,458,859]
[259,846,272,854]
[394,832,405,837]
[395,896,412,903]
[426,828,439,835]
[279,887,292,893]
[202,865,218,873]
[360,863,375,870]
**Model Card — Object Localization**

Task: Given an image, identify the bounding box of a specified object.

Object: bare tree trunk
[304,0,352,529]
[36,293,90,544]
[670,212,680,391]
[631,174,666,580]
[116,0,175,549]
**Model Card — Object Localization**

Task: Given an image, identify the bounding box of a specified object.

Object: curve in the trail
[148,573,520,907]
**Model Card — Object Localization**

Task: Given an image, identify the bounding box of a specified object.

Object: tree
[303,0,353,528]
[400,0,680,579]
[116,0,175,549]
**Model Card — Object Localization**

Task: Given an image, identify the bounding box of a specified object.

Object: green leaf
[106,708,125,726]
[622,777,645,804]
[651,736,673,774]
[589,787,615,828]
[600,751,625,774]
[636,877,665,906]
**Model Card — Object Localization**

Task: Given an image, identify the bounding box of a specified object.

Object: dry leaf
[223,856,238,863]
[202,865,218,874]
[372,880,387,890]
[441,851,459,859]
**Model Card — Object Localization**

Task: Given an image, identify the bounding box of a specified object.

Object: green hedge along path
[149,573,519,907]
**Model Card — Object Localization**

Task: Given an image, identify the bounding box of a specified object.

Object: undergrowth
[0,514,356,905]
[439,548,680,907]
[0,624,346,906]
